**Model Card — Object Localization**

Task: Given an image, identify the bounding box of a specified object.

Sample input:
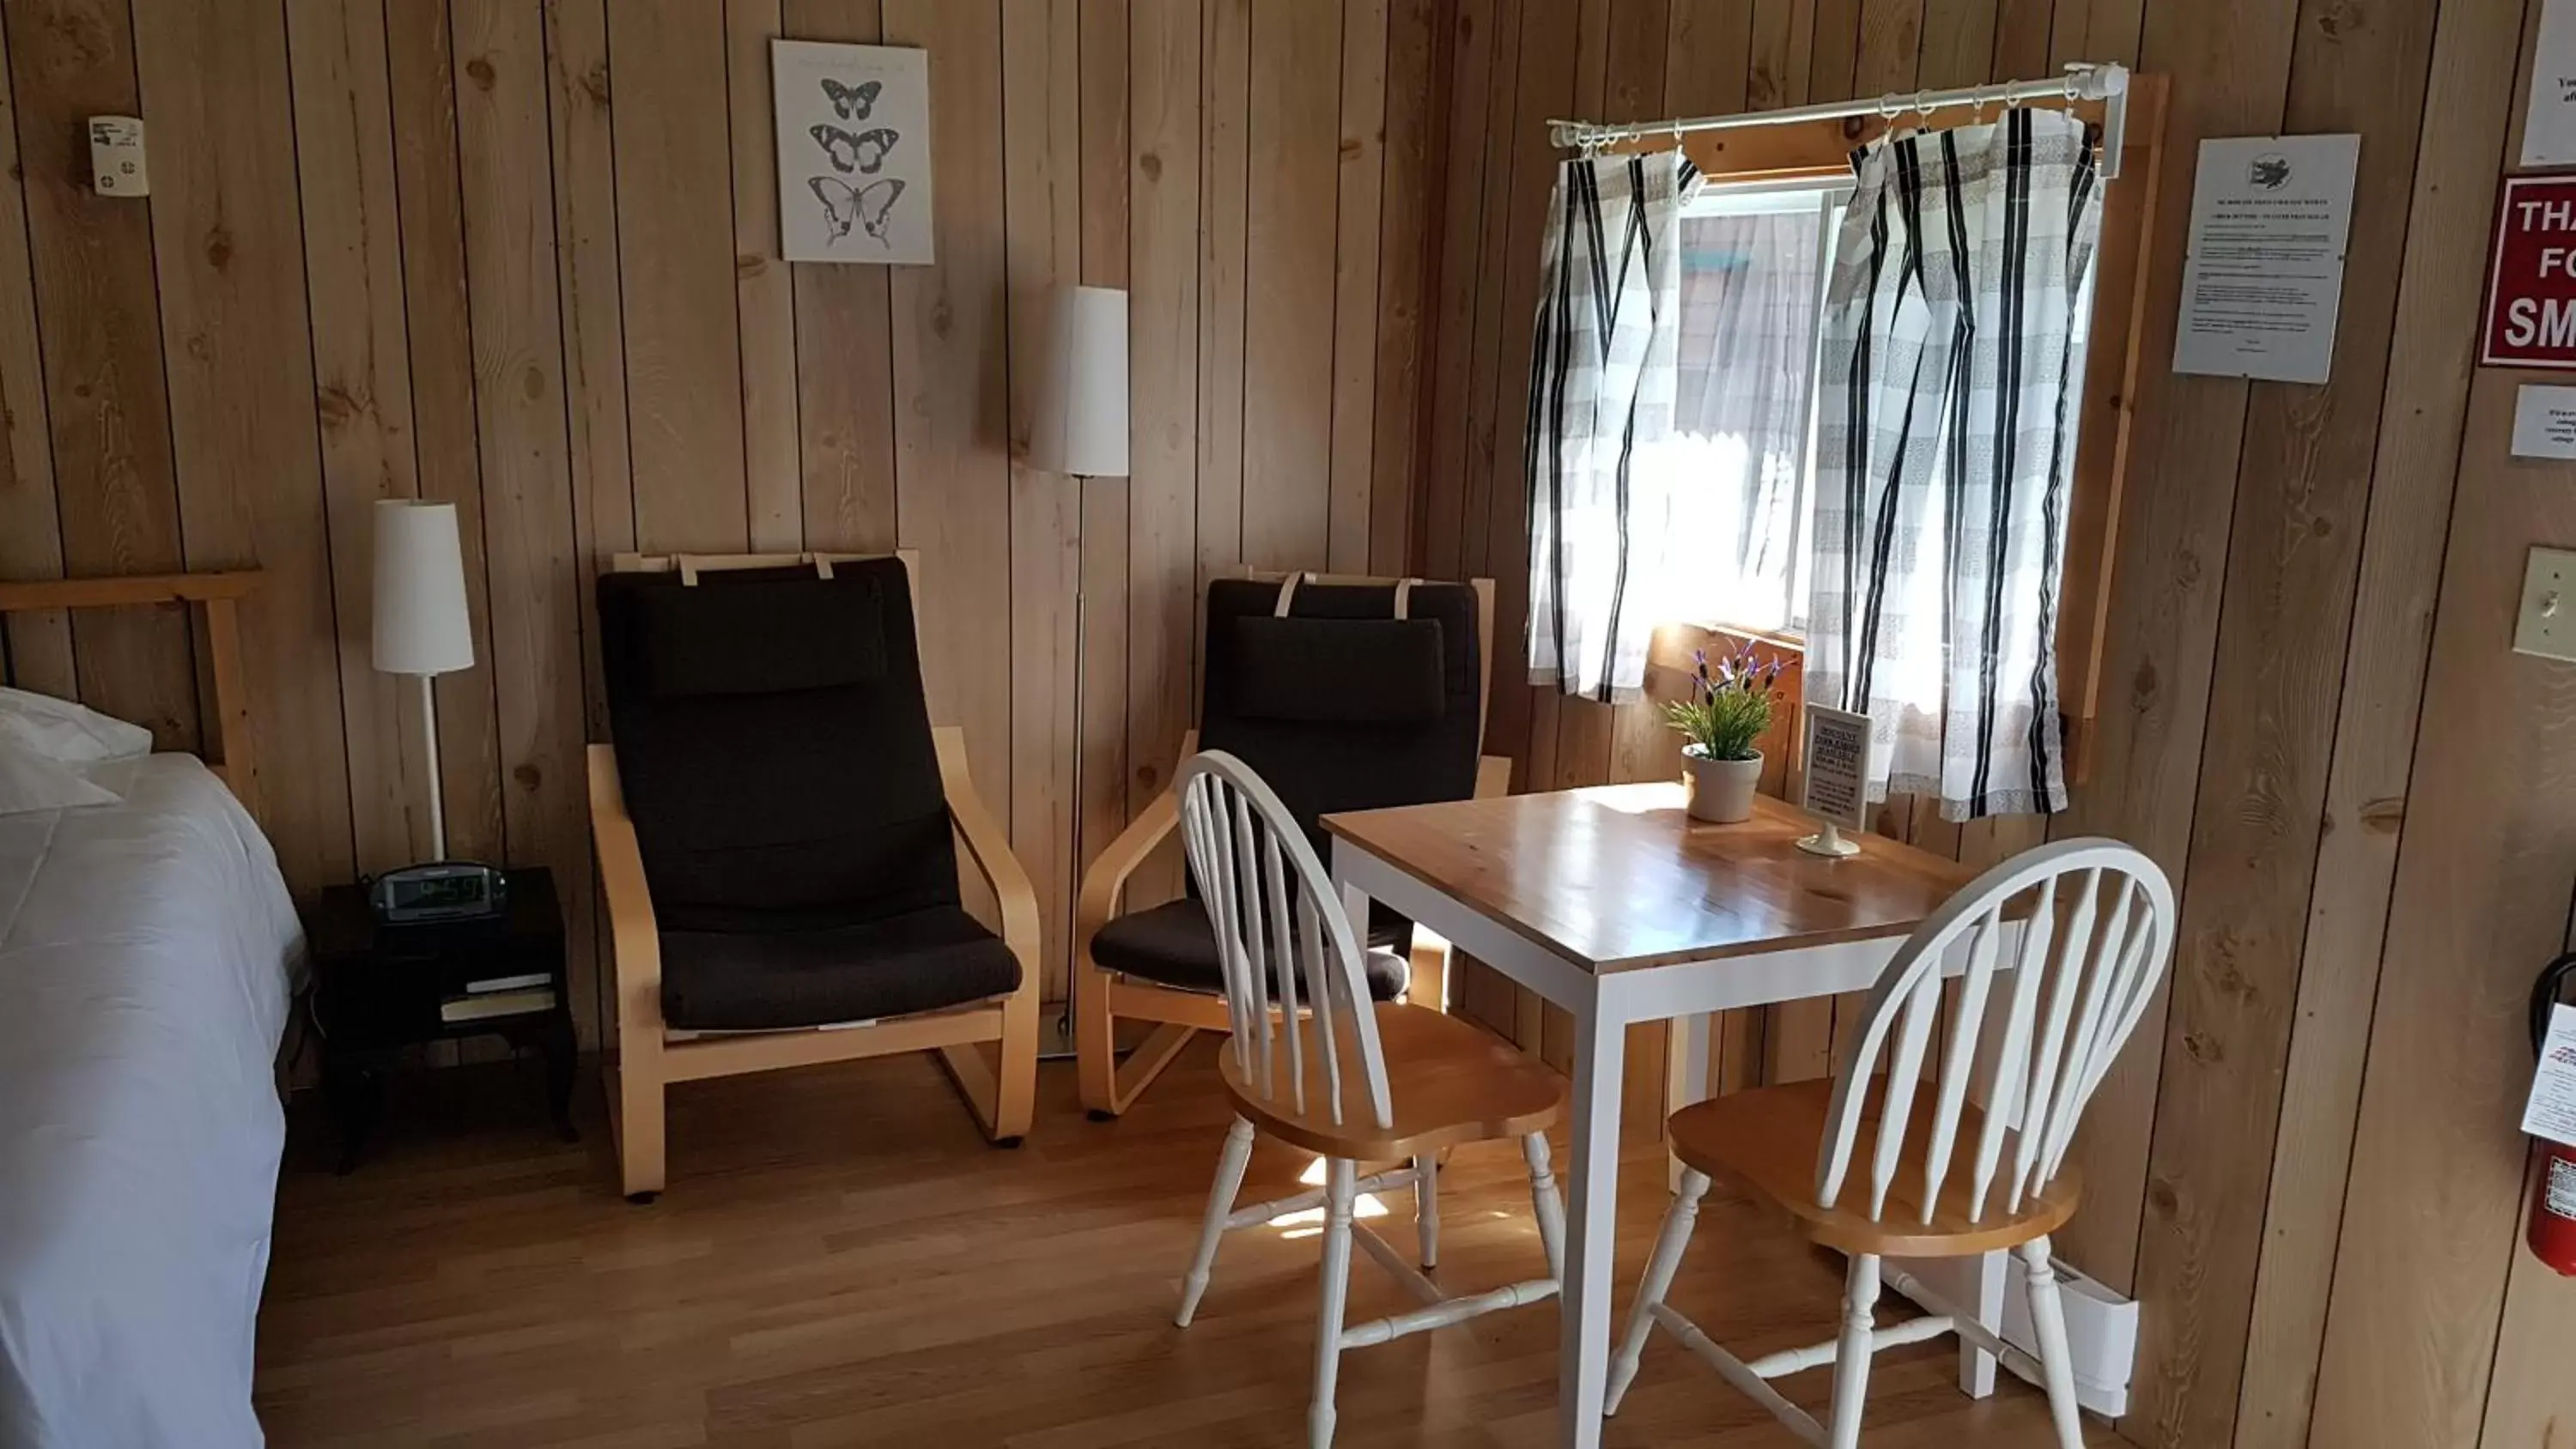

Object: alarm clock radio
[368,862,510,925]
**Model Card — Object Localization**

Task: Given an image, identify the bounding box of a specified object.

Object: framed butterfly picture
[771,39,934,265]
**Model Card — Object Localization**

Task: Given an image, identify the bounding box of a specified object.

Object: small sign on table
[1797,704,1873,859]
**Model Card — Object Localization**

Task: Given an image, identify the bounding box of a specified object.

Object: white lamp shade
[1028,285,1129,477]
[371,499,476,676]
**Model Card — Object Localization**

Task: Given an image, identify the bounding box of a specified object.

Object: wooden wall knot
[581,61,611,108]
[2129,656,2160,710]
[2181,1029,2222,1064]
[2147,1179,2180,1218]
[2313,0,2364,39]
[1139,150,1163,180]
[2359,797,2404,833]
[314,384,364,427]
[465,55,497,91]
[203,225,234,272]
[736,253,767,279]
[521,365,547,402]
[512,762,542,791]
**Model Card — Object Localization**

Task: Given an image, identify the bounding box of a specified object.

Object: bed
[0,573,303,1448]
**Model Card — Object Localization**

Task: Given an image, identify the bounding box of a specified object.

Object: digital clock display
[398,875,485,907]
[372,864,507,923]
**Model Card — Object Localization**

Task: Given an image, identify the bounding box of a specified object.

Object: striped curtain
[1524,149,1702,703]
[1808,108,2103,821]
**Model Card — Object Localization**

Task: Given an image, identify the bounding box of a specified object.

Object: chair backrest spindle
[1176,751,1394,1131]
[1816,839,2174,1228]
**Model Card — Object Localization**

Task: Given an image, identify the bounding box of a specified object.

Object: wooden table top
[1323,783,1978,973]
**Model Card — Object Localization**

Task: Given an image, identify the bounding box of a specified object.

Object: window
[1660,173,2098,641]
[1659,179,1849,637]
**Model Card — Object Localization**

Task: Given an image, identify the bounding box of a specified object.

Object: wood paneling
[136,0,352,890]
[611,0,748,556]
[0,8,68,701]
[6,0,196,750]
[1240,0,1338,573]
[286,0,428,876]
[386,0,508,867]
[1002,0,1081,999]
[1416,1,2572,1446]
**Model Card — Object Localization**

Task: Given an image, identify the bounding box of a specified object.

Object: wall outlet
[88,116,145,197]
[2514,547,2576,663]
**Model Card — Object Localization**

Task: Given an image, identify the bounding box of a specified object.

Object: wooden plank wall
[1418,0,2573,1446]
[0,0,1443,1052]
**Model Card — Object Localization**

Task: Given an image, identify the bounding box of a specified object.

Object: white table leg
[1664,1013,1713,1190]
[1559,997,1625,1449]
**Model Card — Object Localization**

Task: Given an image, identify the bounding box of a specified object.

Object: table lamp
[372,499,476,863]
[1029,284,1129,1056]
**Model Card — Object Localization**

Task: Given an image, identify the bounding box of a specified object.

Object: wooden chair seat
[1668,1077,2081,1259]
[1220,1002,1566,1161]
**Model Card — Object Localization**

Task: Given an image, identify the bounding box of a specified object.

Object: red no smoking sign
[2486,176,2576,368]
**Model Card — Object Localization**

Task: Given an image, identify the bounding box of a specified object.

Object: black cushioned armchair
[587,553,1040,1200]
[1073,571,1509,1118]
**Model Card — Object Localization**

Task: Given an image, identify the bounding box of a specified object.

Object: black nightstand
[306,866,578,1172]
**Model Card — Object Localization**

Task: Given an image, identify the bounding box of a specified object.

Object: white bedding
[0,754,304,1448]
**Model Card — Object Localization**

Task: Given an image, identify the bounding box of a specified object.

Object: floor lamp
[1029,284,1129,1057]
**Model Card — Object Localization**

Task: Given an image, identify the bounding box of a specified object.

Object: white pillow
[0,686,153,764]
[0,740,120,815]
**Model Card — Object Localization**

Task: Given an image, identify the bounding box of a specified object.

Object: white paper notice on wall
[2512,386,2576,460]
[2172,134,2361,386]
[2524,0,2576,167]
[2522,1003,2576,1149]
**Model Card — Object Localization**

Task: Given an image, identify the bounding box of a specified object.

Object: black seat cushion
[1091,897,1412,1003]
[660,906,1020,1032]
[599,560,958,935]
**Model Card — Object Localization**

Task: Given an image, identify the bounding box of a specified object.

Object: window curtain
[1525,149,1703,703]
[1808,108,2103,820]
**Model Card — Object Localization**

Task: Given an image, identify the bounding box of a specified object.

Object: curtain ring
[1914,89,1934,121]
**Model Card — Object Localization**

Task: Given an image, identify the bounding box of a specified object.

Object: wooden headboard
[0,571,264,819]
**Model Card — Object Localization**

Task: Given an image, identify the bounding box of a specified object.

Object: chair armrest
[1073,730,1198,956]
[932,726,1042,968]
[1475,753,1513,799]
[586,743,663,1017]
[1078,788,1177,946]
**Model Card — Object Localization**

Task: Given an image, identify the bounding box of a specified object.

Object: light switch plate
[2515,547,2576,662]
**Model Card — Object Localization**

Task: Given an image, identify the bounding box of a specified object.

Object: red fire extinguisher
[2530,951,2576,1277]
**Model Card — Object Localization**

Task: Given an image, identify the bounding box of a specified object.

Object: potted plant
[1665,640,1786,823]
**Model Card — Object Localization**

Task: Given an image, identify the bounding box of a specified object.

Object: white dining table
[1325,781,2004,1449]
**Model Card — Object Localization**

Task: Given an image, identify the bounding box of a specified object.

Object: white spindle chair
[1605,838,2175,1448]
[1170,750,1569,1449]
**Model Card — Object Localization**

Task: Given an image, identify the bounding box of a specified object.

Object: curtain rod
[1548,62,2131,179]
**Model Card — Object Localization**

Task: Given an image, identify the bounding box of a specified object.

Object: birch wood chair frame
[0,571,264,821]
[1605,839,2174,1448]
[1075,572,1509,1119]
[1170,750,1567,1449]
[590,552,1041,1202]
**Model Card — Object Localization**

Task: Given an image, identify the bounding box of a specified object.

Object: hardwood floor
[255,1041,2112,1446]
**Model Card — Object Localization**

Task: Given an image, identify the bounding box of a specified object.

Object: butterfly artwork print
[809,124,899,175]
[808,177,904,250]
[820,76,879,121]
[774,39,933,264]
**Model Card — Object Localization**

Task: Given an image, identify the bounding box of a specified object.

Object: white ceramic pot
[1683,747,1763,824]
